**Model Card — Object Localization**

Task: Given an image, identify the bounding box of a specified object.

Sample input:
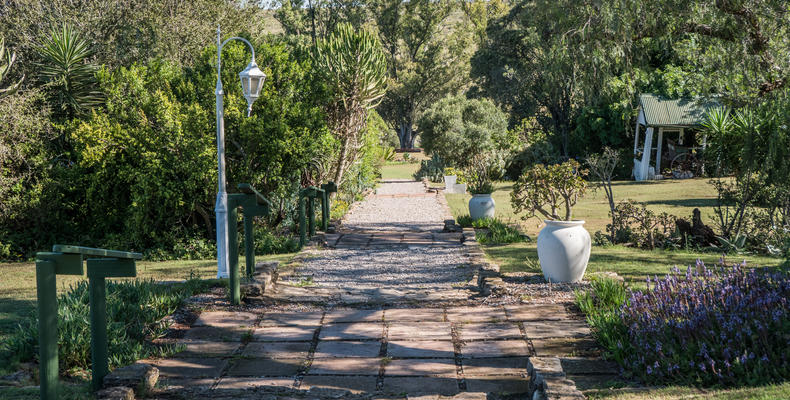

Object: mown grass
[445,178,726,237]
[586,382,790,400]
[380,161,420,180]
[0,253,296,372]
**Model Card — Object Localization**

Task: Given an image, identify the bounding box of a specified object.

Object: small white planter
[536,220,591,283]
[444,175,457,191]
[454,183,467,194]
[468,193,495,220]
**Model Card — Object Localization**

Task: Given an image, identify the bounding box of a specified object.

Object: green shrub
[2,278,216,373]
[456,216,527,245]
[574,278,630,366]
[413,154,445,183]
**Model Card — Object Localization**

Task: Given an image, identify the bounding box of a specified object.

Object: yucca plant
[0,36,24,99]
[313,23,388,187]
[37,23,103,115]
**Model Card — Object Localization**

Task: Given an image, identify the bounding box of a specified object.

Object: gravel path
[288,180,472,296]
[341,179,449,232]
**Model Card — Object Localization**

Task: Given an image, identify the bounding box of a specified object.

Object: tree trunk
[397,121,416,149]
[334,135,352,189]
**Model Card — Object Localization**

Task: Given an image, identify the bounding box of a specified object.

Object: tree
[37,24,103,116]
[511,160,588,222]
[418,95,510,169]
[373,0,475,149]
[0,36,24,99]
[313,23,387,187]
[271,0,369,44]
[586,147,619,241]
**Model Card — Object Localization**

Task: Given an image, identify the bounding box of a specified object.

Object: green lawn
[446,178,725,237]
[444,178,782,282]
[381,161,420,180]
[586,382,790,400]
[0,253,295,367]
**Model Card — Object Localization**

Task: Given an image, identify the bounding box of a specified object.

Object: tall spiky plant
[313,23,388,187]
[37,24,103,115]
[0,36,24,99]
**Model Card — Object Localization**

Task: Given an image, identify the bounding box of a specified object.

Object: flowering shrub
[606,260,790,386]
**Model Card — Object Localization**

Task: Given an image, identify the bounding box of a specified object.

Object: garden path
[143,180,611,399]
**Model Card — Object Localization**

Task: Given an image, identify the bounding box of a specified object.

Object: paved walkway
[145,180,613,398]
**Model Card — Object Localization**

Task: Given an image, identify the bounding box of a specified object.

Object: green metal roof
[639,94,721,127]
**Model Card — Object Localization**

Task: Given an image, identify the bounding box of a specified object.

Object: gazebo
[632,94,721,181]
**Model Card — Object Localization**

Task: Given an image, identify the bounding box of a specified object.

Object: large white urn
[468,194,495,220]
[536,220,591,283]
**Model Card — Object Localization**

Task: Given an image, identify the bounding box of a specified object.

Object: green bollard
[308,196,316,237]
[243,215,255,278]
[89,275,108,391]
[86,257,136,391]
[299,194,307,247]
[228,207,240,305]
[321,191,328,232]
[35,260,58,400]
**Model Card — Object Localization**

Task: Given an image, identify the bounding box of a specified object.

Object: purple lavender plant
[618,259,790,386]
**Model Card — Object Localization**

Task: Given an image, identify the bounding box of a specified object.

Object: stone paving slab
[253,326,318,342]
[227,357,304,376]
[314,341,382,358]
[385,308,445,322]
[381,377,459,396]
[153,357,228,378]
[182,326,247,342]
[385,359,457,377]
[215,376,295,390]
[157,377,215,390]
[445,307,506,323]
[464,376,530,393]
[523,320,591,339]
[259,311,324,327]
[242,342,312,359]
[319,322,384,340]
[457,323,522,341]
[505,304,567,321]
[308,357,381,375]
[175,341,241,358]
[193,311,258,328]
[324,309,384,323]
[388,322,451,341]
[458,340,530,359]
[461,357,528,376]
[387,340,455,358]
[300,375,378,394]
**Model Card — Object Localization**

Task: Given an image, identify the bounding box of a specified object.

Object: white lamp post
[215,26,266,278]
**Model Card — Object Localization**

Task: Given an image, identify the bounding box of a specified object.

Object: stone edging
[460,229,587,400]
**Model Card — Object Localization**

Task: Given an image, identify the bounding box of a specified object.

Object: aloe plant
[0,36,24,99]
[37,23,103,114]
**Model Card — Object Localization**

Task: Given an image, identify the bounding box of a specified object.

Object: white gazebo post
[655,127,664,174]
[639,127,654,181]
[214,26,266,278]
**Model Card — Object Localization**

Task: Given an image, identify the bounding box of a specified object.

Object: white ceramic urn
[536,220,591,283]
[468,194,495,220]
[444,175,457,191]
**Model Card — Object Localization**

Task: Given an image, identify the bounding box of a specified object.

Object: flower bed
[578,260,790,387]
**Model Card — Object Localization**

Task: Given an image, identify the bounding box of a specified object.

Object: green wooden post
[243,215,255,278]
[88,275,107,391]
[228,207,240,305]
[86,257,137,391]
[321,191,328,232]
[299,192,307,247]
[308,196,315,237]
[35,260,58,400]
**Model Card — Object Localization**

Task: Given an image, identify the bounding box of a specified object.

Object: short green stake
[299,195,307,247]
[243,215,255,278]
[228,207,240,305]
[35,260,58,400]
[88,275,108,391]
[308,196,316,237]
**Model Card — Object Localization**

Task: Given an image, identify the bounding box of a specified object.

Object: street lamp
[215,26,266,278]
